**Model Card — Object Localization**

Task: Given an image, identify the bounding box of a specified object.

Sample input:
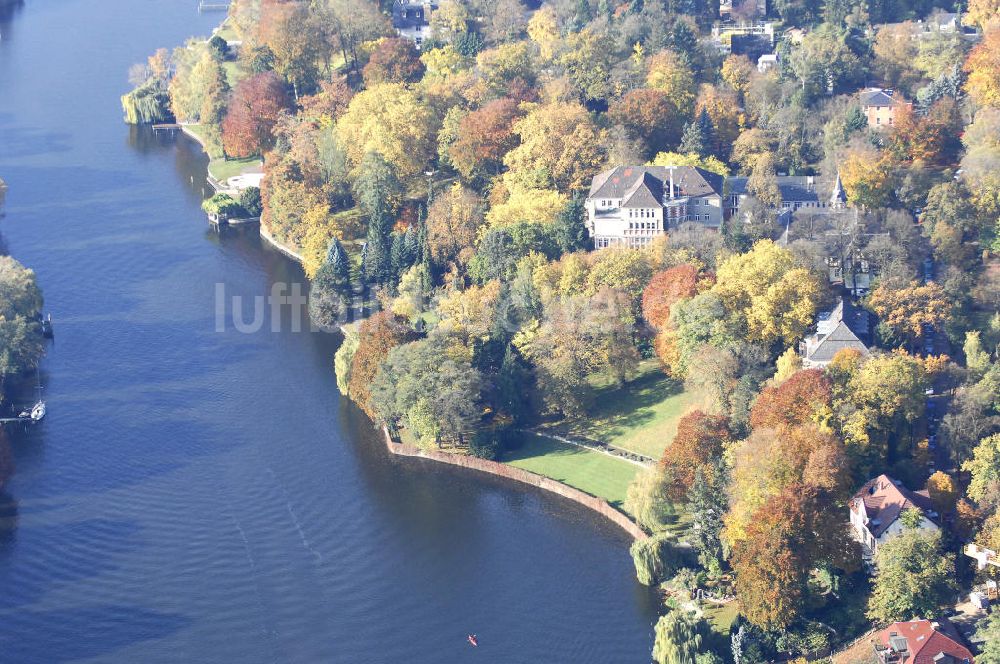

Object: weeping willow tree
[121,81,171,125]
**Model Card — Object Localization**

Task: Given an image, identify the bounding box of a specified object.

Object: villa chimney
[669,167,675,200]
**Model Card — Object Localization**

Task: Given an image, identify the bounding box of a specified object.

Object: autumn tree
[645,49,697,118]
[448,98,521,181]
[222,72,291,158]
[965,28,1000,108]
[426,184,484,265]
[746,153,781,208]
[258,1,329,96]
[927,471,960,516]
[660,410,730,501]
[844,351,929,466]
[713,240,824,347]
[750,369,832,431]
[963,433,1000,506]
[610,89,685,158]
[867,529,957,623]
[839,146,896,210]
[867,281,952,350]
[347,312,416,418]
[642,264,700,329]
[726,424,851,545]
[733,483,857,630]
[362,37,425,85]
[335,83,437,179]
[502,101,607,192]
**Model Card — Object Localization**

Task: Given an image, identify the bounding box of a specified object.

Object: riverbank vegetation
[0,182,47,489]
[135,0,1000,660]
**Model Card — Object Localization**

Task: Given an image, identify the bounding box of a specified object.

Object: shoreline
[381,426,648,541]
[179,125,306,266]
[177,116,646,544]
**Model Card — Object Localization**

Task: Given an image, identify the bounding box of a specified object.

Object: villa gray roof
[859,88,900,107]
[392,0,436,29]
[589,166,725,202]
[726,175,824,203]
[621,171,664,208]
[803,299,870,364]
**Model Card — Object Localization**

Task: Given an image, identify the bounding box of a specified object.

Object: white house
[391,0,438,49]
[849,474,939,560]
[585,166,725,249]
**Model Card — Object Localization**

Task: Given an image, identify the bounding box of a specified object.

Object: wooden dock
[198,0,231,11]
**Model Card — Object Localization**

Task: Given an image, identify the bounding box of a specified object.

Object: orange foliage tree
[222,72,291,158]
[750,368,832,431]
[659,410,731,501]
[448,98,522,181]
[363,37,425,85]
[347,312,416,418]
[641,264,700,329]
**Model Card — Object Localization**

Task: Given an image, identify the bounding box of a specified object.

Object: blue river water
[0,1,658,662]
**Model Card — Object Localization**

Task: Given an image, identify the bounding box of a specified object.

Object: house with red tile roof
[873,619,973,664]
[849,474,939,557]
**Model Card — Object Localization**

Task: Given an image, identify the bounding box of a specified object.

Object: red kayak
[467,635,478,647]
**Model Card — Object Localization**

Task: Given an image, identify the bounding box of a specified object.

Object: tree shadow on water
[0,605,190,664]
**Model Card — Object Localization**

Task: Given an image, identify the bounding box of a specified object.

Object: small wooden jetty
[208,213,260,232]
[152,123,179,131]
[198,0,231,11]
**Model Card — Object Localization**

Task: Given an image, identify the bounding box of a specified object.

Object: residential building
[719,0,768,21]
[872,619,973,664]
[757,52,778,72]
[711,21,775,57]
[849,475,939,559]
[586,166,725,248]
[392,0,437,49]
[800,298,870,368]
[828,248,876,296]
[860,88,911,129]
[726,174,847,217]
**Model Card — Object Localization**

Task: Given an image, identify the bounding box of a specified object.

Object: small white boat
[30,401,45,422]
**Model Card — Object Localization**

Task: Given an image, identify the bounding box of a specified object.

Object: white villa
[585,166,725,249]
[391,0,438,49]
[849,474,939,559]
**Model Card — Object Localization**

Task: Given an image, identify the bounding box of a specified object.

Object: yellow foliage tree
[335,83,437,179]
[649,152,729,176]
[645,49,696,112]
[965,28,1000,108]
[502,101,607,192]
[527,6,561,61]
[840,147,896,209]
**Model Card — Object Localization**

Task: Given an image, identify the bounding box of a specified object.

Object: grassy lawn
[501,433,640,511]
[215,20,239,43]
[558,359,696,459]
[208,156,262,182]
[222,60,245,88]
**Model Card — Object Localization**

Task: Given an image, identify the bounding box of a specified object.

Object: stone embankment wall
[382,428,648,541]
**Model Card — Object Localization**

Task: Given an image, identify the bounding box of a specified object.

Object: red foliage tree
[609,88,685,157]
[347,311,416,418]
[641,264,700,329]
[362,37,425,85]
[449,98,522,180]
[222,72,291,158]
[749,368,832,431]
[732,482,859,629]
[659,410,730,501]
